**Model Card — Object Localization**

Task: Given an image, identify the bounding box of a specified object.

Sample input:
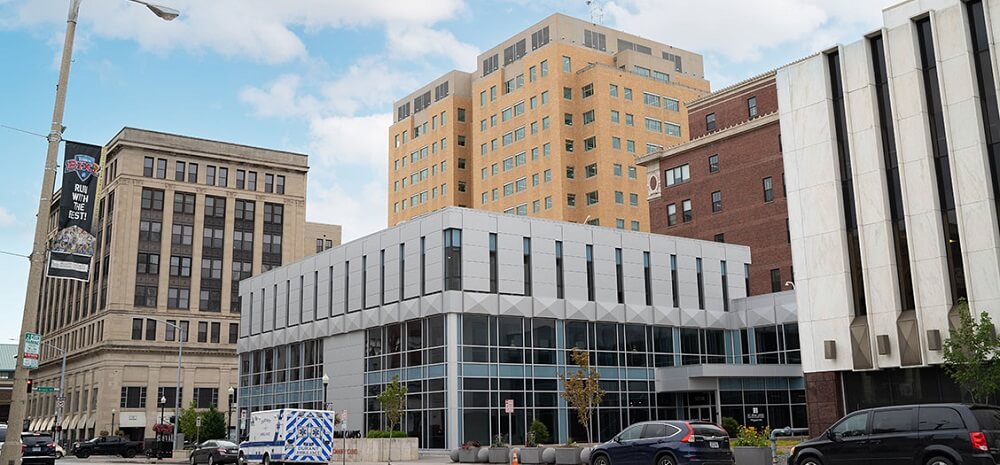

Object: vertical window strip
[870,34,916,311]
[615,248,624,304]
[721,260,729,312]
[586,245,595,301]
[671,255,679,308]
[828,51,869,315]
[917,18,967,303]
[696,258,705,310]
[969,0,1000,250]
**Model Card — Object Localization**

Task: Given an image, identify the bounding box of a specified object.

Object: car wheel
[263,453,271,465]
[797,456,823,465]
[76,451,90,459]
[55,451,63,459]
[592,453,610,465]
[125,448,137,459]
[925,457,954,465]
[191,454,198,465]
[209,455,215,465]
[656,455,675,465]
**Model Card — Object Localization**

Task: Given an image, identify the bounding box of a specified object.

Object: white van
[239,409,336,465]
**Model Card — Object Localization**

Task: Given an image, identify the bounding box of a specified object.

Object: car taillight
[218,448,227,453]
[21,444,25,454]
[680,422,694,443]
[47,443,55,449]
[971,432,990,452]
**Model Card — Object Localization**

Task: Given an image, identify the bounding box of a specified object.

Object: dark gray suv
[789,404,1000,465]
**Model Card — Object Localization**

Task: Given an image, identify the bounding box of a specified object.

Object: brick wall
[804,371,844,436]
[688,79,779,139]
[648,119,791,296]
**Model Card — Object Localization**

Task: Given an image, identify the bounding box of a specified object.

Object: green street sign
[35,387,58,393]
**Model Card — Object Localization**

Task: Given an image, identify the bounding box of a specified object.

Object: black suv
[789,403,1000,465]
[21,433,58,465]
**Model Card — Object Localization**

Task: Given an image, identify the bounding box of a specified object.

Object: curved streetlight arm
[128,0,180,20]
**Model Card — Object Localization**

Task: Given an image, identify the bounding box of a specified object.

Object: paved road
[55,454,457,465]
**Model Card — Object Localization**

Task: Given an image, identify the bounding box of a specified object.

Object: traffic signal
[26,378,33,393]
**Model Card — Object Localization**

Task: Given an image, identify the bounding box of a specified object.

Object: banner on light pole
[46,141,101,281]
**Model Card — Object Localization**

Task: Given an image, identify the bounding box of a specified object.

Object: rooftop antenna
[586,0,604,25]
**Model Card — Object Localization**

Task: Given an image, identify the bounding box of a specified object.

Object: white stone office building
[778,0,1000,435]
[237,208,804,448]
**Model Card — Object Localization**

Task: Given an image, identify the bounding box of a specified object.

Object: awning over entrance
[28,418,39,431]
[86,415,96,429]
[76,414,89,430]
[61,415,75,429]
[654,363,803,392]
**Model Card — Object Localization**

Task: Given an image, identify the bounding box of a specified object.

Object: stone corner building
[26,127,341,442]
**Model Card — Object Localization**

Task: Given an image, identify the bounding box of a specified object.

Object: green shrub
[720,417,739,438]
[731,425,771,448]
[366,429,407,438]
[367,430,386,438]
[528,420,550,445]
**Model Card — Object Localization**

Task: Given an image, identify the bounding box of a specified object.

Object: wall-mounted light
[876,335,891,355]
[824,340,837,360]
[927,329,942,351]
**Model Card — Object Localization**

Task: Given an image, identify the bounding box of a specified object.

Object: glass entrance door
[688,406,713,422]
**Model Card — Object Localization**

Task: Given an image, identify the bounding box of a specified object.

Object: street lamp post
[321,374,329,409]
[0,1,177,463]
[39,340,67,446]
[158,396,167,460]
[226,387,234,442]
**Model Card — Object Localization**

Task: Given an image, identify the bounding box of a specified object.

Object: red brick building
[638,72,791,296]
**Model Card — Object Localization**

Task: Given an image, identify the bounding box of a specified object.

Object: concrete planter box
[328,437,419,462]
[488,447,510,463]
[519,448,545,464]
[733,446,771,465]
[554,447,583,465]
[459,447,481,463]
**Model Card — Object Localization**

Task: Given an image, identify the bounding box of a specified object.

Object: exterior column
[804,371,844,436]
[446,313,460,449]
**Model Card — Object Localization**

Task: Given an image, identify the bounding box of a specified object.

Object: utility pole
[0,1,81,464]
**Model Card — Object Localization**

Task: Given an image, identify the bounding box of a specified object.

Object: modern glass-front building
[237,208,804,449]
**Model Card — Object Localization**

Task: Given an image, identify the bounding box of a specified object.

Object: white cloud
[308,113,392,171]
[0,207,16,227]
[319,59,422,116]
[386,25,481,70]
[307,180,387,242]
[2,0,473,64]
[239,74,320,119]
[605,0,895,63]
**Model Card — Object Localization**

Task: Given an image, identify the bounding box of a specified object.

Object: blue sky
[0,0,896,341]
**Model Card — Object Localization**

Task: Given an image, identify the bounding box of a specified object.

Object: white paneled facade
[779,0,1000,432]
[237,208,803,448]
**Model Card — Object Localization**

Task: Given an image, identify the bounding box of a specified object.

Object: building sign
[47,141,102,281]
[22,332,40,369]
[747,407,766,426]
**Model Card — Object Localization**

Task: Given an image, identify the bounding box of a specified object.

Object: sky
[0,0,897,343]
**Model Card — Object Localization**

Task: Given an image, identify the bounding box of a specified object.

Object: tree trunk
[387,424,393,465]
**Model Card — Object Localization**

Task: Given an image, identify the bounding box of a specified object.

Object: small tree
[201,406,227,440]
[179,400,200,442]
[943,300,1000,403]
[560,348,604,445]
[377,375,407,465]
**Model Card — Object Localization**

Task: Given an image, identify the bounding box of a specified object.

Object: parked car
[590,421,734,465]
[189,440,239,465]
[0,424,7,452]
[21,433,58,465]
[789,403,1000,465]
[71,435,144,458]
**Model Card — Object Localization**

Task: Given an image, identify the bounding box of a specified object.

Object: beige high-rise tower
[25,128,341,443]
[388,13,710,229]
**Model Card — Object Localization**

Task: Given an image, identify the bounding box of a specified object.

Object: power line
[0,250,30,259]
[0,124,48,139]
